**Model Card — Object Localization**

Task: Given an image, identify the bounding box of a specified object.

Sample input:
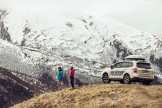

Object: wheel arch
[123,73,130,78]
[102,72,108,77]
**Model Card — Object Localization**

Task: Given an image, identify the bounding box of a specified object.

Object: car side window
[121,62,133,68]
[122,62,129,68]
[113,63,122,68]
[128,62,133,67]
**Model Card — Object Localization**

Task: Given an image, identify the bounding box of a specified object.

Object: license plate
[142,70,149,73]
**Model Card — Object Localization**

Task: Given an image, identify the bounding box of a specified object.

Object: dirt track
[12,84,162,108]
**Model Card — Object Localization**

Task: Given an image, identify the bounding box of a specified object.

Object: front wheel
[123,74,131,84]
[102,73,111,84]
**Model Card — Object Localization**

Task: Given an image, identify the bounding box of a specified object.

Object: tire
[102,73,111,84]
[123,74,131,84]
[142,81,150,85]
[120,80,124,84]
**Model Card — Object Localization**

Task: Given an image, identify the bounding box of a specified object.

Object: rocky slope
[0,67,34,108]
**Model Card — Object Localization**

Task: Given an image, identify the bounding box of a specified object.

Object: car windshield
[137,63,151,69]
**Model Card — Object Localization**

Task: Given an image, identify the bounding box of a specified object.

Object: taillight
[132,67,137,73]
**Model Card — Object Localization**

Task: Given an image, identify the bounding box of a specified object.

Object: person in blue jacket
[57,67,63,86]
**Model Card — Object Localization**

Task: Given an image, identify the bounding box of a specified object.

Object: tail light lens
[132,67,137,73]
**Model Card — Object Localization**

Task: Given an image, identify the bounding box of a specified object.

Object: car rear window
[137,63,151,69]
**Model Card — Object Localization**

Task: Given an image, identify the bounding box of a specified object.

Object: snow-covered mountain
[0,9,162,81]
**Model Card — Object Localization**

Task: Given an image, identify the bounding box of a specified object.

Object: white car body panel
[102,61,154,81]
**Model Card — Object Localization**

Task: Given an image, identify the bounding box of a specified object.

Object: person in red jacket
[69,66,75,89]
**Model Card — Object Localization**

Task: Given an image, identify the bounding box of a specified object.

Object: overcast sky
[0,0,162,36]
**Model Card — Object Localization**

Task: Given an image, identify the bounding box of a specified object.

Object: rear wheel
[142,81,150,85]
[120,80,124,84]
[102,73,111,84]
[123,74,131,84]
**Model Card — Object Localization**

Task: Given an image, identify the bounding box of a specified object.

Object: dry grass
[12,84,162,108]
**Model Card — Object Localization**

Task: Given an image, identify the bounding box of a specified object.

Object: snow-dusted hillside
[1,10,162,81]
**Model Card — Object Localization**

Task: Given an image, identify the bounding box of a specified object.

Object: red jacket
[69,69,75,78]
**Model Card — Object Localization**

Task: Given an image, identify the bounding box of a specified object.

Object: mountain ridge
[1,9,162,78]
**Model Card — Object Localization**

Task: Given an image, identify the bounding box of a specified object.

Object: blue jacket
[57,70,63,81]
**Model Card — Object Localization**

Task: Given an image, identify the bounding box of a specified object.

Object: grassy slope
[12,84,162,108]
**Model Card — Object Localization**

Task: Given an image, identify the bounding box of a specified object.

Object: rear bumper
[131,77,154,82]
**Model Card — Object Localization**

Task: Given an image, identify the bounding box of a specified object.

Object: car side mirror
[111,65,113,69]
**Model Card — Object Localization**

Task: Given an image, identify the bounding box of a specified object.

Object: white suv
[102,60,154,85]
